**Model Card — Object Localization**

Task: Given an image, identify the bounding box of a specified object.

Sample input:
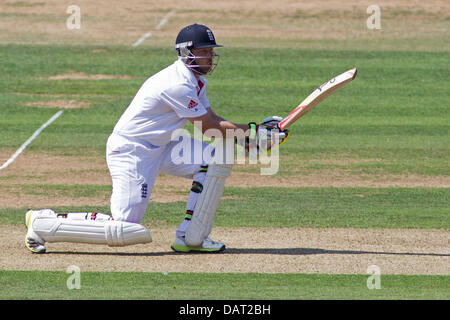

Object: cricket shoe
[24,210,46,254]
[171,236,225,253]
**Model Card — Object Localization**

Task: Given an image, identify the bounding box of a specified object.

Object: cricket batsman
[24,23,289,254]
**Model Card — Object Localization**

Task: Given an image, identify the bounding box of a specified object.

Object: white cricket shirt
[113,58,209,146]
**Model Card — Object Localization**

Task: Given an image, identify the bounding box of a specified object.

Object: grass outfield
[1,271,449,300]
[1,187,449,229]
[0,42,448,301]
[0,45,448,176]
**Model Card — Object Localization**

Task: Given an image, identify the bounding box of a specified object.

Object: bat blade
[278,68,357,131]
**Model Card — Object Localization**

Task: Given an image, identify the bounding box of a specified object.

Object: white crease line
[132,9,175,47]
[0,110,64,171]
[132,32,152,47]
[156,10,175,30]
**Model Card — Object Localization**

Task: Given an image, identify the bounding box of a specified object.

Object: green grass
[0,186,448,229]
[1,270,448,300]
[0,184,110,198]
[148,186,450,229]
[0,45,448,175]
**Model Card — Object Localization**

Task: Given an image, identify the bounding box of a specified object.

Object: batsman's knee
[191,181,204,193]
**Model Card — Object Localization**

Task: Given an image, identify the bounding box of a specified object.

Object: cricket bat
[278,68,357,131]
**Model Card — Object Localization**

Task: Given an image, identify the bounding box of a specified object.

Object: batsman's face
[191,47,215,74]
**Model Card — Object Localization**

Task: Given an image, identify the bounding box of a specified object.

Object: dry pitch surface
[1,0,449,275]
[2,225,448,275]
[1,0,449,50]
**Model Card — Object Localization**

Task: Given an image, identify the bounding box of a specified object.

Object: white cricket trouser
[106,133,214,223]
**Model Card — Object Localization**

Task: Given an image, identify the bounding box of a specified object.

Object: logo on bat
[317,78,336,92]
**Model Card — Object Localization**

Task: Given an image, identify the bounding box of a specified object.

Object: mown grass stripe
[0,187,448,229]
[0,270,448,300]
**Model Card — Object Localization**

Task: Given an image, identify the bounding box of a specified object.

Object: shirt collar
[175,58,206,92]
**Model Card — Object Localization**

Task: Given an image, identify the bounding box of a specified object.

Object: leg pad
[185,163,232,246]
[32,217,152,247]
